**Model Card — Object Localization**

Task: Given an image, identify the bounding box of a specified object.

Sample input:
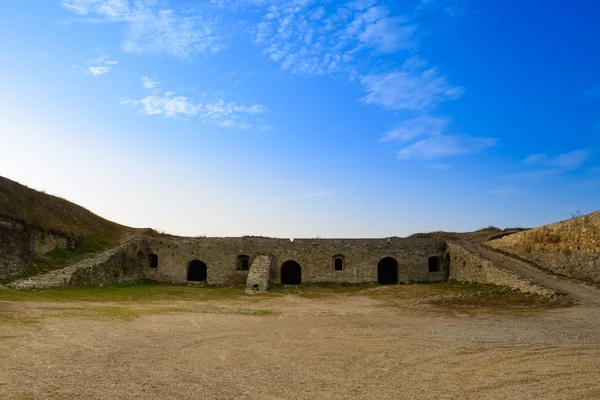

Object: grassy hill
[0,176,138,280]
[409,226,529,243]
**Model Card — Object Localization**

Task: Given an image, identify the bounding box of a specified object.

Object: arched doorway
[378,257,398,284]
[281,260,301,285]
[187,260,207,282]
[442,253,451,281]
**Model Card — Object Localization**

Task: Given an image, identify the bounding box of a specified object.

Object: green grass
[0,281,572,319]
[0,280,250,302]
[0,235,118,285]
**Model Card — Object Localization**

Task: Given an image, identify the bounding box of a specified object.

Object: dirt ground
[1,284,599,400]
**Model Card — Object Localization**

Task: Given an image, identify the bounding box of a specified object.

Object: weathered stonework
[486,211,600,284]
[145,236,448,285]
[245,254,272,293]
[447,242,555,297]
[0,217,71,279]
[9,241,151,290]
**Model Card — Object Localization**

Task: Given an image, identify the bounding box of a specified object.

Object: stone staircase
[245,255,272,294]
[8,244,132,290]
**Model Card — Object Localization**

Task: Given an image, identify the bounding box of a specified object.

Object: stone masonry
[245,255,272,293]
[486,211,600,284]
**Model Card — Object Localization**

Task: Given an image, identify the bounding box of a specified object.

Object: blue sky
[0,0,599,237]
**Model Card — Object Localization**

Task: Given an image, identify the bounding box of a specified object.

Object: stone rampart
[447,242,555,296]
[9,241,151,290]
[145,236,448,285]
[0,218,71,279]
[485,211,600,284]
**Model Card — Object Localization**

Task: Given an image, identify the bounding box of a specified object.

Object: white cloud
[84,54,118,76]
[361,67,463,111]
[141,76,160,89]
[121,85,268,129]
[523,150,591,170]
[397,135,497,160]
[382,115,450,143]
[88,66,111,76]
[62,0,224,59]
[253,1,419,76]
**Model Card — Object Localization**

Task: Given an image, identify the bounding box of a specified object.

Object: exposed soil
[1,287,599,400]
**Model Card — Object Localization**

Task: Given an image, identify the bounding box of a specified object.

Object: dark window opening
[428,256,441,272]
[187,260,207,282]
[281,260,302,285]
[237,255,250,271]
[377,257,398,285]
[333,255,344,271]
[148,253,158,269]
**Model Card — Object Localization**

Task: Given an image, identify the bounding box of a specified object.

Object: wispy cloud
[304,189,334,198]
[361,65,463,111]
[62,0,223,59]
[84,54,118,76]
[252,1,420,76]
[382,114,496,160]
[88,66,111,76]
[382,115,450,142]
[141,76,160,89]
[523,150,591,169]
[397,135,497,160]
[121,79,268,129]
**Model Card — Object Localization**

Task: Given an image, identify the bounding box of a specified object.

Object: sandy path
[1,295,599,399]
[463,241,600,306]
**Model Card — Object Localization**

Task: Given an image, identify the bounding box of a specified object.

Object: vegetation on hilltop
[409,227,529,243]
[0,176,146,281]
[0,175,126,240]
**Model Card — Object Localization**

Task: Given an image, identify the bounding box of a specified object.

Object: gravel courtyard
[1,283,599,399]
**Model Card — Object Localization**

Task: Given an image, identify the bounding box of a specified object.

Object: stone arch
[333,254,345,271]
[187,260,207,282]
[428,256,441,272]
[377,257,398,284]
[281,260,301,285]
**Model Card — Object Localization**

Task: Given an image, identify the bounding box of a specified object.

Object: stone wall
[447,242,555,296]
[9,241,151,290]
[245,255,272,293]
[0,218,71,279]
[145,236,448,285]
[485,211,600,284]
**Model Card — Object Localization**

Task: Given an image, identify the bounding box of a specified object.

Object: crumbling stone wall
[145,236,447,285]
[447,242,555,296]
[245,254,272,293]
[486,211,600,284]
[9,241,151,290]
[0,218,71,279]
